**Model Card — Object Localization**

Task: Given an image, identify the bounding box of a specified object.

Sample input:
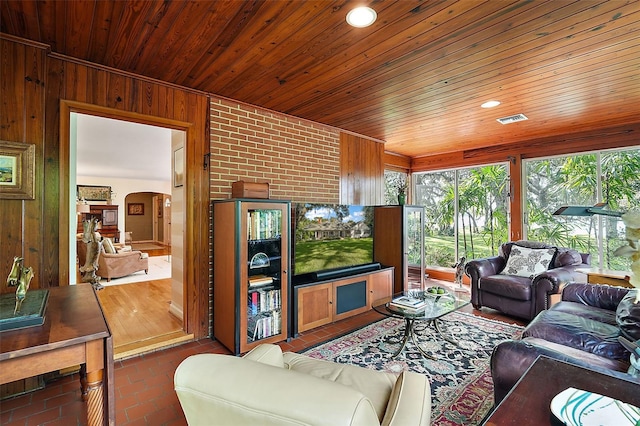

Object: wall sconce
[165,198,171,208]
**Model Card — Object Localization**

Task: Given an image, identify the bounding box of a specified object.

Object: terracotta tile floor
[0,283,525,426]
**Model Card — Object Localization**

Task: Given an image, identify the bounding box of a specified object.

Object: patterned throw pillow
[103,237,116,254]
[500,245,556,278]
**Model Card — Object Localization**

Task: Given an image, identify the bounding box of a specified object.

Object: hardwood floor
[131,244,171,257]
[96,279,192,359]
[95,243,193,360]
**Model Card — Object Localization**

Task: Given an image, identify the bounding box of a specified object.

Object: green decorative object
[392,175,408,205]
[0,288,48,331]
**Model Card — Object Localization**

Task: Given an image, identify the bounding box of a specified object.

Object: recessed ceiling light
[346,6,377,28]
[481,100,501,108]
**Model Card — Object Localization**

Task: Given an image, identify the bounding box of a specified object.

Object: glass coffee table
[373,289,470,359]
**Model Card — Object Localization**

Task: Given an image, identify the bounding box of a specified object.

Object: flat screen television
[291,203,376,283]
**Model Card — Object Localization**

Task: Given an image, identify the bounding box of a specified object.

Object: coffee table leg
[392,318,436,360]
[434,319,459,345]
[392,318,412,357]
[410,325,436,360]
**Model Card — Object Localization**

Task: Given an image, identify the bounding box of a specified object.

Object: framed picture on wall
[127,203,144,215]
[0,141,35,200]
[77,184,111,201]
[174,147,184,188]
[103,209,118,226]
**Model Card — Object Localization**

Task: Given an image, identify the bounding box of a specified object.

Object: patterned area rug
[130,242,166,251]
[302,311,523,425]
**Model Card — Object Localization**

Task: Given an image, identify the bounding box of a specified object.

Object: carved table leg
[80,365,104,425]
[82,339,107,425]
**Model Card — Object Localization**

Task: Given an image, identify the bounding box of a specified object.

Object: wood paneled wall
[410,123,640,172]
[0,35,211,338]
[0,37,47,294]
[383,151,411,172]
[340,133,385,205]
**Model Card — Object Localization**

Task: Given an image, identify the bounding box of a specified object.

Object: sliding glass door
[414,164,509,268]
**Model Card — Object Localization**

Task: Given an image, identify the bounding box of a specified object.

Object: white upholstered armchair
[174,343,431,426]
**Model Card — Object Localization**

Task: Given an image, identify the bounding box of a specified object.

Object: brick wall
[209,96,340,203]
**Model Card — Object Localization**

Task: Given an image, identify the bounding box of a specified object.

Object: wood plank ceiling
[2,0,639,158]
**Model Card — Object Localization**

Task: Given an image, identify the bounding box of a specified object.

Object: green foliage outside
[414,164,510,267]
[294,238,373,275]
[425,235,497,266]
[525,149,640,270]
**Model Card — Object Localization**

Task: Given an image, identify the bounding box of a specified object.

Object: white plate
[550,387,640,426]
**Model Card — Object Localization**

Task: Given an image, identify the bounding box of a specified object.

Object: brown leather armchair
[465,240,591,320]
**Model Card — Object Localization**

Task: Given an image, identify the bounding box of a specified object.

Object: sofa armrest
[381,371,431,426]
[466,256,506,306]
[561,282,629,310]
[534,264,587,291]
[465,256,505,279]
[100,250,145,260]
[242,343,285,368]
[490,338,633,404]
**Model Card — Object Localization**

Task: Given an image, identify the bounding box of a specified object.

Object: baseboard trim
[169,302,183,320]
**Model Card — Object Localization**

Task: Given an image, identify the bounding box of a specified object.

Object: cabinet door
[333,276,369,322]
[102,208,117,226]
[297,283,332,333]
[241,202,289,352]
[369,268,393,307]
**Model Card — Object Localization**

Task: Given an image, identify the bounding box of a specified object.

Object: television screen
[292,203,374,276]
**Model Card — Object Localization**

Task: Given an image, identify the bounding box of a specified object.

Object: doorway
[71,112,192,357]
[123,191,172,248]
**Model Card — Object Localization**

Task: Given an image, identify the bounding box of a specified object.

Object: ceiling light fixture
[481,100,501,108]
[346,6,377,28]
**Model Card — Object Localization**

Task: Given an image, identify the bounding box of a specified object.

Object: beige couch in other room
[77,237,148,282]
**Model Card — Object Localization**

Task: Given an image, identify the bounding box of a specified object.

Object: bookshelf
[212,199,290,354]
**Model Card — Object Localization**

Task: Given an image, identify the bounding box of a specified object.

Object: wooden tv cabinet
[292,267,393,335]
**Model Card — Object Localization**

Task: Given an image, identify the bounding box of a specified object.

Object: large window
[414,164,509,267]
[525,148,640,271]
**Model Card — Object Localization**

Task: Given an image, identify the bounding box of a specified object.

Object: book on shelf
[389,295,426,312]
[247,209,282,240]
[247,289,281,314]
[249,310,282,341]
[249,274,273,287]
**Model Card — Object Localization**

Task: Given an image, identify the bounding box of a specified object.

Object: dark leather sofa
[490,283,640,403]
[465,241,591,320]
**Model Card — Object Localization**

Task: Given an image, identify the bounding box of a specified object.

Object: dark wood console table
[484,356,640,425]
[0,284,114,425]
